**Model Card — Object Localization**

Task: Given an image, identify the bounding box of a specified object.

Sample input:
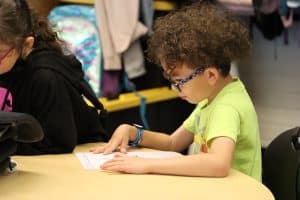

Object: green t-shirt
[183,79,262,181]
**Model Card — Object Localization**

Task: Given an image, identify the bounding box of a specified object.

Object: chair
[0,112,44,173]
[263,127,300,200]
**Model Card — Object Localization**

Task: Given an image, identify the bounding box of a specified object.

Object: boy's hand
[100,152,151,174]
[90,124,135,154]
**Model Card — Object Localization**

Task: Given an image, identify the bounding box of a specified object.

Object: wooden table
[0,143,274,200]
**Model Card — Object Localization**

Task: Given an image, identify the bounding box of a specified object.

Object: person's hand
[90,124,135,154]
[100,153,151,174]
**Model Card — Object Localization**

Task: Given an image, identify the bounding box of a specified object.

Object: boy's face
[162,63,216,104]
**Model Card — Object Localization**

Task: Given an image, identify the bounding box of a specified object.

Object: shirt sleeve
[206,104,240,145]
[16,69,77,155]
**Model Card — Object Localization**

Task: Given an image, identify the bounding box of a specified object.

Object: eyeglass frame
[166,67,204,92]
[0,48,14,65]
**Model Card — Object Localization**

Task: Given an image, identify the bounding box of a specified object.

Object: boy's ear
[204,67,219,86]
[22,36,35,58]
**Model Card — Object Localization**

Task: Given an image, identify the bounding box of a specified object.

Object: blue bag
[49,5,102,96]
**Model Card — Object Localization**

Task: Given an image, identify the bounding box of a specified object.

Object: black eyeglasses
[0,48,13,65]
[167,68,204,92]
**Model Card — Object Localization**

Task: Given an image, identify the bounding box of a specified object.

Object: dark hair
[0,0,63,53]
[147,1,251,76]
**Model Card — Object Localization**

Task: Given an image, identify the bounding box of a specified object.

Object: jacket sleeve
[16,69,77,155]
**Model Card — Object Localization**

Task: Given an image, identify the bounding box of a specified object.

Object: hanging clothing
[95,0,148,78]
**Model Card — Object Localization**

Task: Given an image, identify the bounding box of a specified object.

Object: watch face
[133,124,143,129]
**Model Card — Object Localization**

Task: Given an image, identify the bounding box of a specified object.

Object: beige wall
[239,22,300,147]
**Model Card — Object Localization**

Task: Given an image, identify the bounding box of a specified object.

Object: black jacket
[0,47,107,155]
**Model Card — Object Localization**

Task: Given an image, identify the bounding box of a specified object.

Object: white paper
[75,151,183,170]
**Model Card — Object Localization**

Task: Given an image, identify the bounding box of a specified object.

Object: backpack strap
[30,52,105,112]
[37,65,106,113]
[78,80,105,112]
[122,72,149,129]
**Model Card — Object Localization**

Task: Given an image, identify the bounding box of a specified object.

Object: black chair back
[263,127,300,200]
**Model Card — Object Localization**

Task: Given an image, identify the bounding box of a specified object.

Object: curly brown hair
[147,1,251,76]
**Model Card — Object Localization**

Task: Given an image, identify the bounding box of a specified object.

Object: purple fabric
[101,70,120,98]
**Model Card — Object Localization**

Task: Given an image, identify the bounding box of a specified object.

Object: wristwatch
[128,124,144,147]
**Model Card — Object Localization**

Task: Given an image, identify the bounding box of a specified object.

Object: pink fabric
[0,87,12,111]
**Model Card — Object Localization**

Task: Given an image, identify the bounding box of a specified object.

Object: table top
[0,143,274,200]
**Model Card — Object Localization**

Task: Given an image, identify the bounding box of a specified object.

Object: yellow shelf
[153,1,177,11]
[59,0,177,10]
[60,0,93,4]
[95,87,178,112]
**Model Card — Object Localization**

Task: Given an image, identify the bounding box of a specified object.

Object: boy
[91,1,262,181]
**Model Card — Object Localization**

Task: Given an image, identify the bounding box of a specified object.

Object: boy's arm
[102,136,235,177]
[91,124,193,154]
[147,137,235,177]
[139,125,194,152]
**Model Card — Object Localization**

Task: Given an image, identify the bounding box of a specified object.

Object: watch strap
[128,124,143,147]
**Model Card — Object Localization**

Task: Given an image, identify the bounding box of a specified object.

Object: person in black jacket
[0,0,108,155]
